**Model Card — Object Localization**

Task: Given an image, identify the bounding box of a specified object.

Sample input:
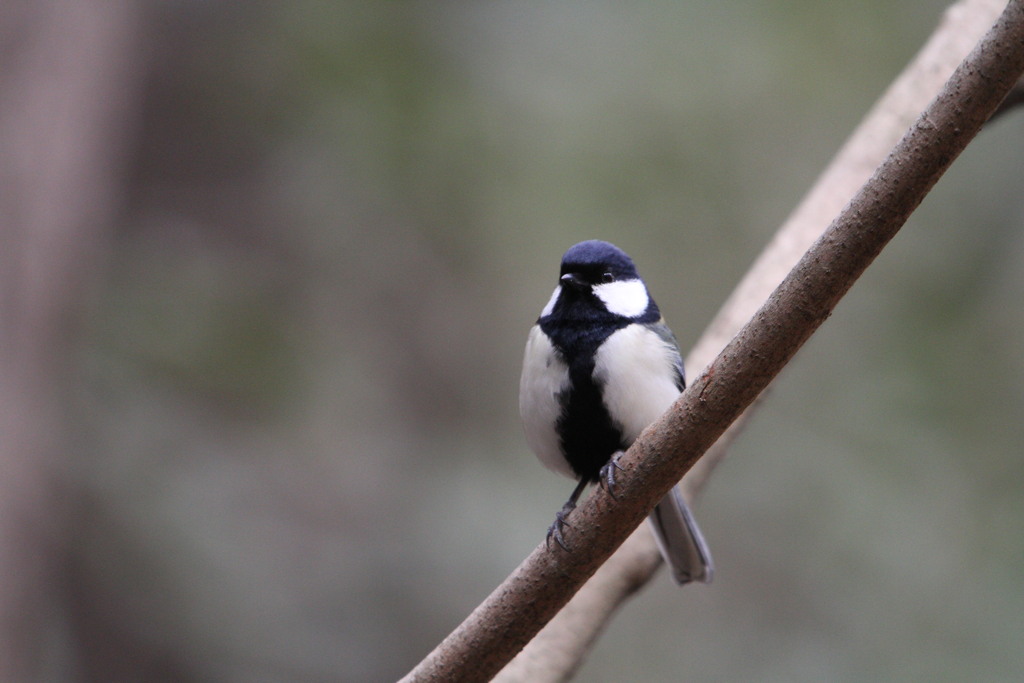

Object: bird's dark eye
[601,272,614,283]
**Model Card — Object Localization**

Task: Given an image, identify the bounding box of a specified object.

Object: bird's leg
[546,478,589,552]
[598,451,625,499]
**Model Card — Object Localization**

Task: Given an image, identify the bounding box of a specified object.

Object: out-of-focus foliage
[70,1,1024,680]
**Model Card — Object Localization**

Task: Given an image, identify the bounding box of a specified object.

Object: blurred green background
[30,0,1024,680]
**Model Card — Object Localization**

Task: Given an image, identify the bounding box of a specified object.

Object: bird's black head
[539,240,659,325]
[559,240,639,287]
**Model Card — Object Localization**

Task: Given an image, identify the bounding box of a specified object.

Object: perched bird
[519,240,713,585]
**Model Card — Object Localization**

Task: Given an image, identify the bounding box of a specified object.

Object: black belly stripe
[557,363,624,481]
[540,318,629,482]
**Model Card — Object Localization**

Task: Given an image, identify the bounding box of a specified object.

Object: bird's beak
[560,272,586,289]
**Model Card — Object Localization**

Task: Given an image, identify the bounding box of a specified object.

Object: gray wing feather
[646,320,686,392]
[643,320,708,583]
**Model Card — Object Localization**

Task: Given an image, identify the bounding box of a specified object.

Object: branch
[403,1,1024,680]
[683,0,1013,484]
[990,73,1024,119]
[498,2,1016,680]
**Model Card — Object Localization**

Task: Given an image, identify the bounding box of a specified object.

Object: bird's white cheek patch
[540,286,561,318]
[594,279,649,318]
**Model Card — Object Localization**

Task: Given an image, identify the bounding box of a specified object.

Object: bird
[519,239,713,585]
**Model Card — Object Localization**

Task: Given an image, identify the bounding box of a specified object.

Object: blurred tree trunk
[0,1,142,678]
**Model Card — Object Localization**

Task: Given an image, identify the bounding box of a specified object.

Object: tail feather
[648,486,714,585]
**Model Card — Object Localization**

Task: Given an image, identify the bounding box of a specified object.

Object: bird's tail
[648,486,714,585]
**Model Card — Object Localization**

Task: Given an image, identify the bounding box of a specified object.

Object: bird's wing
[646,319,686,392]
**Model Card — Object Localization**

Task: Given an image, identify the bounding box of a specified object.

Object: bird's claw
[546,503,576,552]
[598,452,624,499]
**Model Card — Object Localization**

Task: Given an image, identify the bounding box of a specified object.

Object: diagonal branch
[403,2,1024,681]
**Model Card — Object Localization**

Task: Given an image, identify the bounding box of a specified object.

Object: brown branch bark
[403,1,1024,680]
[990,73,1024,118]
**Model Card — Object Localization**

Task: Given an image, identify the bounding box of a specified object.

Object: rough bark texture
[402,2,1024,681]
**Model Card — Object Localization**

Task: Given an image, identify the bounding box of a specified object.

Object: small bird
[519,240,713,585]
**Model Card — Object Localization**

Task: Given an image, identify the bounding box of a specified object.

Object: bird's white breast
[593,324,681,444]
[519,325,575,478]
